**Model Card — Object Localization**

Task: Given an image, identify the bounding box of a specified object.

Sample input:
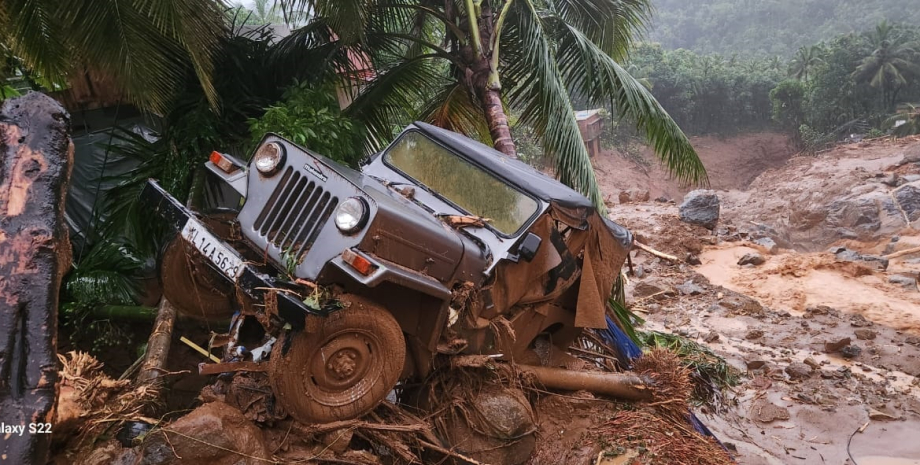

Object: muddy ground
[608,135,920,464]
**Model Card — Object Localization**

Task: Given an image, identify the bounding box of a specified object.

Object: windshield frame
[382,129,543,238]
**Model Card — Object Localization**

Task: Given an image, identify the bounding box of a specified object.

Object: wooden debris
[634,240,679,262]
[0,93,74,464]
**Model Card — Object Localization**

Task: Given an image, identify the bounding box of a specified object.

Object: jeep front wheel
[269,297,405,423]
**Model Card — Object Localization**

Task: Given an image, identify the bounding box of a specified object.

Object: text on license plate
[181,218,244,280]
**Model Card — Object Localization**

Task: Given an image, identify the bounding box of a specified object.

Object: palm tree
[853,20,920,111]
[788,45,823,82]
[0,0,227,113]
[287,0,706,209]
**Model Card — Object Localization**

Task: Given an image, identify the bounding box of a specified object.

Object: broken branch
[634,240,679,262]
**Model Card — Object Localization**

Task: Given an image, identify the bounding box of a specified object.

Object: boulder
[738,253,766,266]
[678,190,721,230]
[138,402,270,465]
[889,274,918,289]
[753,237,778,254]
[895,182,920,223]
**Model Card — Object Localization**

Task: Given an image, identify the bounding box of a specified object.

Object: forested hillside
[649,0,920,57]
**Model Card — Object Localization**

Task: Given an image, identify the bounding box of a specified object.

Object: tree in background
[853,20,920,111]
[788,45,823,82]
[0,0,226,113]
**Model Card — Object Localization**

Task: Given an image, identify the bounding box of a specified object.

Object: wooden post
[0,93,74,464]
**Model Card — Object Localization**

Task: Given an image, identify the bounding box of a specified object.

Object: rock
[745,329,765,340]
[906,336,920,346]
[754,402,790,423]
[833,248,889,271]
[889,274,918,288]
[894,183,920,222]
[894,147,920,167]
[868,408,900,421]
[633,279,673,299]
[854,329,877,340]
[618,190,631,204]
[824,337,852,353]
[654,196,669,203]
[753,237,779,254]
[676,281,705,296]
[678,190,721,230]
[785,362,814,380]
[139,401,270,465]
[633,265,645,278]
[803,357,821,369]
[703,331,720,343]
[841,345,862,359]
[738,253,766,266]
[746,360,767,370]
[686,254,702,266]
[806,305,834,316]
[850,314,873,327]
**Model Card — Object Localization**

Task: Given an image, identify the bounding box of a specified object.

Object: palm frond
[419,82,492,143]
[67,240,144,306]
[553,19,708,186]
[58,0,226,113]
[553,0,652,60]
[345,53,449,152]
[502,0,605,209]
[0,0,71,80]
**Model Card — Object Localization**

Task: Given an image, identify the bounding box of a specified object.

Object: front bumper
[142,179,332,328]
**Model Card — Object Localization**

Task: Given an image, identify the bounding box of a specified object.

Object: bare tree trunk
[137,297,178,385]
[0,93,73,465]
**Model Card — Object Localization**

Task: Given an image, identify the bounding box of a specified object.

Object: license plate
[181,217,244,281]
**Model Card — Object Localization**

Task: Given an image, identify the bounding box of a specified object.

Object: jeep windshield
[384,131,539,236]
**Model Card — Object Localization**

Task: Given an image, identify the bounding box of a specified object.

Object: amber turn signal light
[342,249,374,276]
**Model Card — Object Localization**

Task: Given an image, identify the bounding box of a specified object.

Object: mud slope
[595,132,794,202]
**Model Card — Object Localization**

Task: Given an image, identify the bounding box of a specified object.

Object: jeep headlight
[254,142,285,176]
[334,197,369,234]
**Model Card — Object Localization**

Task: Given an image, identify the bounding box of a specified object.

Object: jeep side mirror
[516,232,542,262]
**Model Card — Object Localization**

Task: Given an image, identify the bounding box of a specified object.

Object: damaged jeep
[144,122,634,424]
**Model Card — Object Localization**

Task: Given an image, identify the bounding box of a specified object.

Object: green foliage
[248,80,365,167]
[638,330,741,408]
[0,0,226,113]
[770,80,807,130]
[62,240,144,351]
[647,0,920,57]
[624,43,783,135]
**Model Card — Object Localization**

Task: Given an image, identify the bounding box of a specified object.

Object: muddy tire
[270,297,405,423]
[160,235,235,321]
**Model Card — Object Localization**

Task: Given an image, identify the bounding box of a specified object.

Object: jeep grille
[253,166,338,260]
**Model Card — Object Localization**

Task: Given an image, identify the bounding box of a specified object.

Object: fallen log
[884,246,920,260]
[520,365,654,401]
[137,297,178,385]
[0,93,74,464]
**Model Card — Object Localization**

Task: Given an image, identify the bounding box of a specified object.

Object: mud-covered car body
[145,122,632,391]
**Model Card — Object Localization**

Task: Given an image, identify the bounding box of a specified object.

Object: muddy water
[857,458,920,465]
[696,244,920,334]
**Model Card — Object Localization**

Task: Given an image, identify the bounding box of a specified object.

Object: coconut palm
[788,45,823,82]
[854,20,920,111]
[286,0,707,208]
[0,0,227,112]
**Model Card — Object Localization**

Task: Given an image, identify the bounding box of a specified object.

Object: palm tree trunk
[467,1,517,158]
[479,84,517,157]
